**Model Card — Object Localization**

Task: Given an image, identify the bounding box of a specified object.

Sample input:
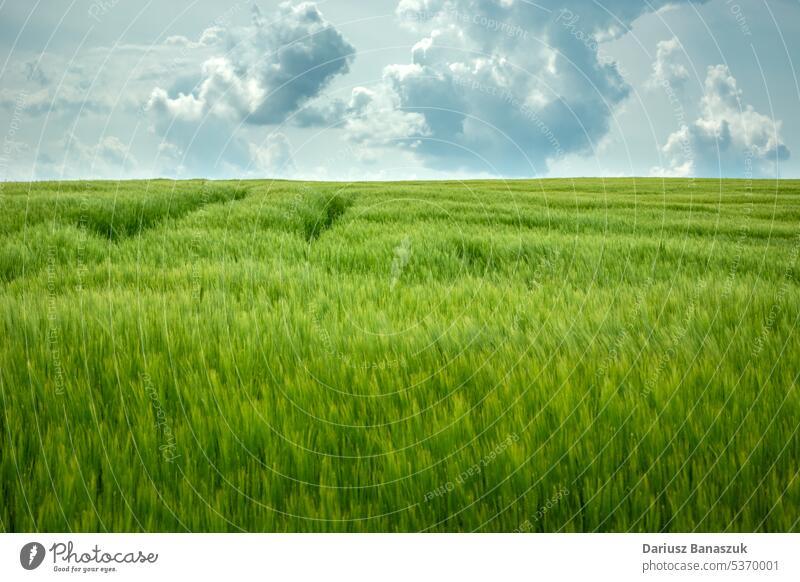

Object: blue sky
[0,0,798,181]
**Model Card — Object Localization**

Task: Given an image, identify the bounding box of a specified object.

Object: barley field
[1,178,798,532]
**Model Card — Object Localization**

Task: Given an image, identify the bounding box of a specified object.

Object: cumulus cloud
[343,87,429,152]
[653,64,790,178]
[334,0,707,176]
[164,26,226,49]
[148,2,354,126]
[648,37,688,89]
[146,100,298,178]
[146,2,353,176]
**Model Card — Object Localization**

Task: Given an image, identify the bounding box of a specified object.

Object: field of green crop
[1,178,798,532]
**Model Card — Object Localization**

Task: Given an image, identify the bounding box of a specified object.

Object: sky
[0,0,798,181]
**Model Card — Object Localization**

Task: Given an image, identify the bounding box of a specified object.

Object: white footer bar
[1,534,798,581]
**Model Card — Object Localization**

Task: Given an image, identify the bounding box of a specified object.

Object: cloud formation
[335,0,707,176]
[654,64,790,178]
[648,37,689,90]
[1,0,795,181]
[146,2,353,175]
[148,2,354,126]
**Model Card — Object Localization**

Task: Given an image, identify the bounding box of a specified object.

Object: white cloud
[145,2,355,177]
[337,0,708,176]
[653,64,790,177]
[648,37,688,89]
[341,86,428,151]
[148,2,354,127]
[164,25,225,49]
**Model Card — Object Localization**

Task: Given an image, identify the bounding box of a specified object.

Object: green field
[1,177,798,532]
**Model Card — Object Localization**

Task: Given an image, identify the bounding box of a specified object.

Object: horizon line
[2,176,798,184]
